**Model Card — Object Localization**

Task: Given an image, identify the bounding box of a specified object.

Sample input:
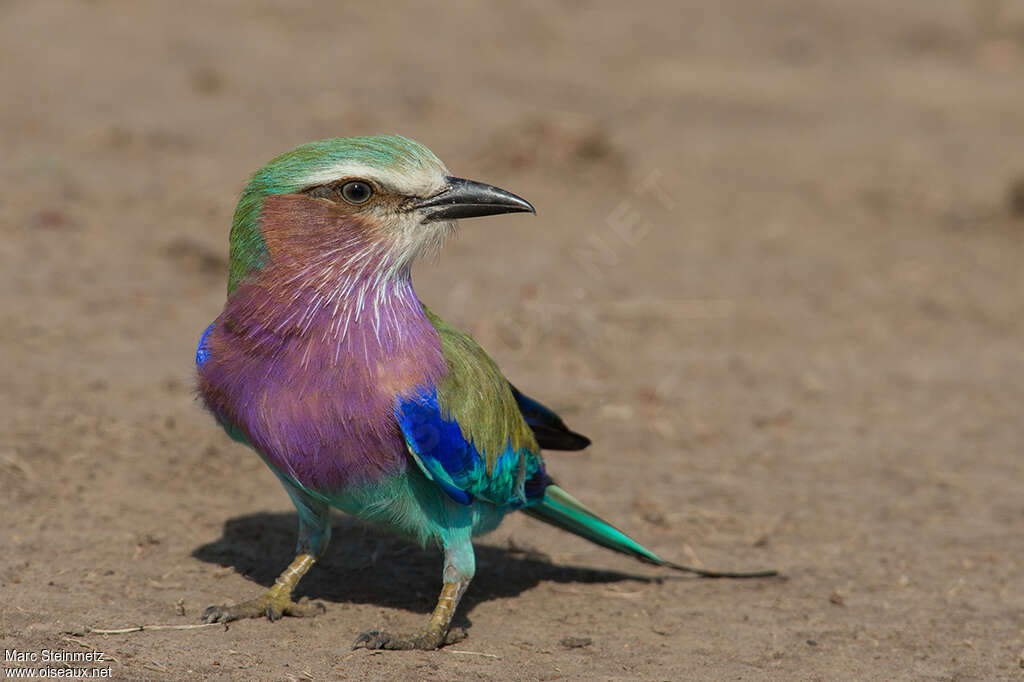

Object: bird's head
[227,135,534,292]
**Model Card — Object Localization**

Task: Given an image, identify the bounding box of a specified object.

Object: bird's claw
[202,594,325,624]
[351,626,466,651]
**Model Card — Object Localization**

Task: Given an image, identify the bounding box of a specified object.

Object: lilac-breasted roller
[196,136,775,650]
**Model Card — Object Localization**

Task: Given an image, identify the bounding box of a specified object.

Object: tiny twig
[446,649,500,659]
[77,623,221,635]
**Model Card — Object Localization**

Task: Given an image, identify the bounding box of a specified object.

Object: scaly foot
[203,552,323,623]
[203,588,325,623]
[351,577,472,650]
[352,626,467,651]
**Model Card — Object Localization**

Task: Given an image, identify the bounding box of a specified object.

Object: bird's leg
[353,532,475,650]
[203,552,325,622]
[352,579,471,650]
[203,479,330,623]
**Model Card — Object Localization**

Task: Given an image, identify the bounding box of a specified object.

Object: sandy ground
[3,1,1024,679]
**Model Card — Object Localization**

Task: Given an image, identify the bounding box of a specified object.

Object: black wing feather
[509,384,591,451]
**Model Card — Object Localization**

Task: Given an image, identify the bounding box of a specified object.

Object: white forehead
[297,161,449,198]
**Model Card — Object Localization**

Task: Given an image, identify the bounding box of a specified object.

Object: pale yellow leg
[203,553,325,623]
[352,579,471,650]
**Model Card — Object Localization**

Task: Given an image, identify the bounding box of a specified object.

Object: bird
[195,135,776,650]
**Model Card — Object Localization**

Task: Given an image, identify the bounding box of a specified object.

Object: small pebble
[559,636,592,649]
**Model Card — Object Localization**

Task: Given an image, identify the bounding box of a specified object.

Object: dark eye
[340,180,372,205]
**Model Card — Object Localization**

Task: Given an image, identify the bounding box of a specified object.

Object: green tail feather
[524,485,777,579]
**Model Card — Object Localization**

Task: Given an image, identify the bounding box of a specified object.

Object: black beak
[414,176,535,223]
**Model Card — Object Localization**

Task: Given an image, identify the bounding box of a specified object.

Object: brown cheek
[260,194,369,262]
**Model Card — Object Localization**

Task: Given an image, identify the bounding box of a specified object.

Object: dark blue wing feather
[395,387,480,505]
[196,323,215,366]
[395,385,547,508]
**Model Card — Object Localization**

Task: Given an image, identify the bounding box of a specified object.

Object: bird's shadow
[192,512,664,627]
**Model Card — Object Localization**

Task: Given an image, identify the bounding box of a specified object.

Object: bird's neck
[222,195,441,371]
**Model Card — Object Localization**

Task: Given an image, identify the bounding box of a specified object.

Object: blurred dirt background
[3,1,1024,679]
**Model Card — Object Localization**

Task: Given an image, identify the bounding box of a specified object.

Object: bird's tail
[523,484,777,579]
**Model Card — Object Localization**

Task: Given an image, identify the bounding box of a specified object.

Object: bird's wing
[508,384,591,451]
[394,307,547,507]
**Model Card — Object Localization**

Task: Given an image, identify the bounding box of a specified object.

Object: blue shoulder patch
[395,385,550,508]
[395,387,481,505]
[196,322,216,366]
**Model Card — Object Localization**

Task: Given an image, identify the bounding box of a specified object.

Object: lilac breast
[198,276,446,495]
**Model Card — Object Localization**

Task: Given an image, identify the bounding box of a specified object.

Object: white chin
[390,218,456,269]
